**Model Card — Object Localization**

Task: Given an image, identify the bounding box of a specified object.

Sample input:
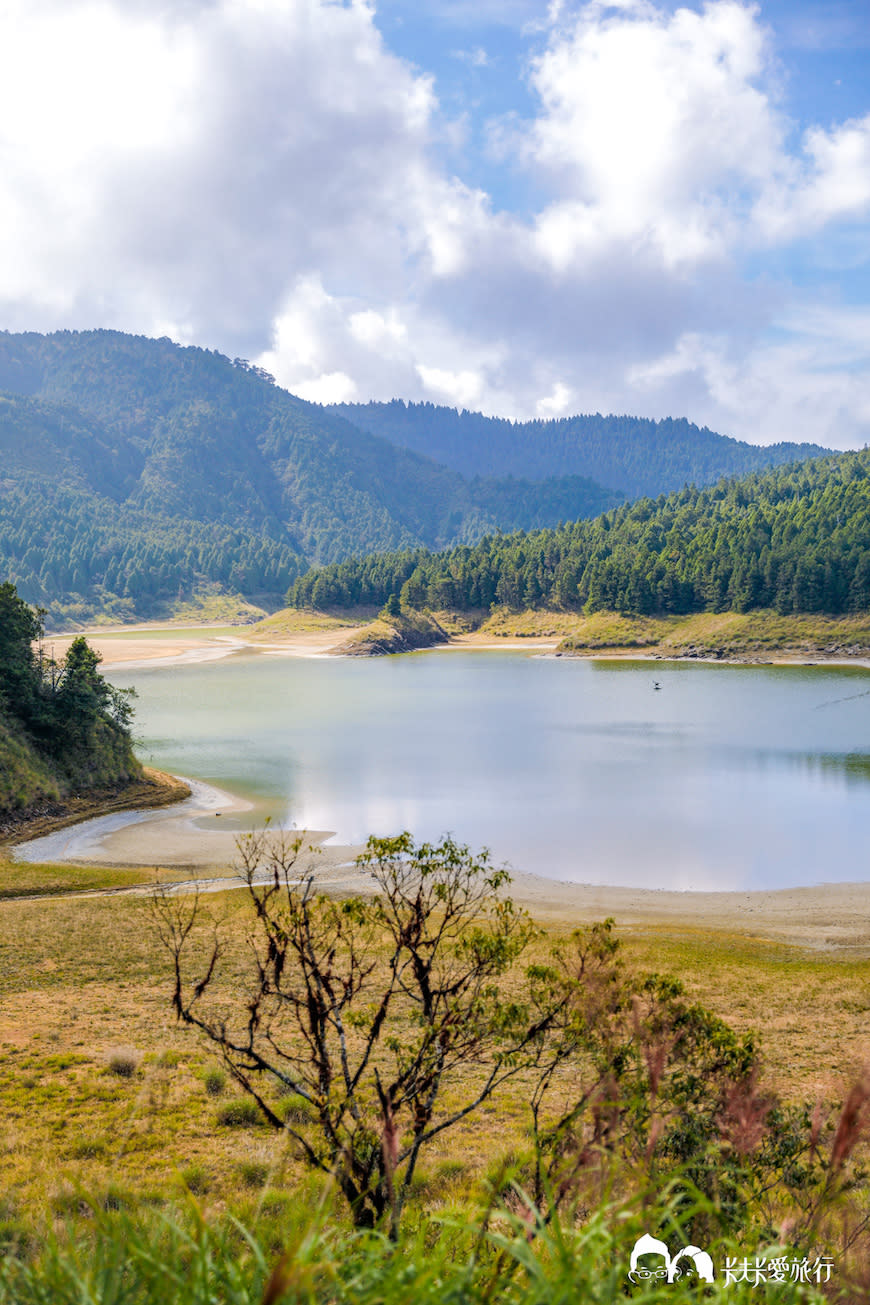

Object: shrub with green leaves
[155,831,863,1247]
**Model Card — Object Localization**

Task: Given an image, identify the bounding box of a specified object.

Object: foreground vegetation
[0,1194,842,1303]
[288,449,870,619]
[1,829,869,1298]
[157,830,870,1266]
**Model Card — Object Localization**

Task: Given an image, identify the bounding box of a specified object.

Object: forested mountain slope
[0,583,139,819]
[0,331,618,624]
[288,450,870,617]
[331,400,831,499]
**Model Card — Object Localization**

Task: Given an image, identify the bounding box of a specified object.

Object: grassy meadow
[1,846,869,1288]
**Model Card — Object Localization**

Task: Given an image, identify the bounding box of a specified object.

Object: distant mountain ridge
[0,330,618,623]
[330,400,832,500]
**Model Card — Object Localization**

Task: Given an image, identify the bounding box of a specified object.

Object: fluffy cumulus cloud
[0,0,869,446]
[0,0,449,349]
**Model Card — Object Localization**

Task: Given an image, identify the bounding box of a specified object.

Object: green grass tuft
[215,1099,263,1128]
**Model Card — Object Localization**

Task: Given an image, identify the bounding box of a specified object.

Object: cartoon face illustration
[628,1234,715,1285]
[631,1252,670,1281]
[672,1247,715,1283]
[628,1235,671,1283]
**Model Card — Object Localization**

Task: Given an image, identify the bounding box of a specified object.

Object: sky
[1,0,869,448]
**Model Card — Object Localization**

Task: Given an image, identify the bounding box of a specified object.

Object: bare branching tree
[155,830,544,1234]
[155,836,867,1246]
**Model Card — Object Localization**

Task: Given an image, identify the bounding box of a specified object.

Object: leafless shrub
[155,829,541,1235]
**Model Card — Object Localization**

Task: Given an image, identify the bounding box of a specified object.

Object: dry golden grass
[248,608,374,639]
[408,606,870,655]
[331,610,445,655]
[402,605,870,655]
[0,889,300,1219]
[1,876,868,1226]
[0,856,165,899]
[554,609,870,657]
[610,926,870,1104]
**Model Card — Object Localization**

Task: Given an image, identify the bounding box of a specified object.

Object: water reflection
[109,652,870,892]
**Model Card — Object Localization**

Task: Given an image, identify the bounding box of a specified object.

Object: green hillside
[0,331,618,624]
[287,449,870,617]
[331,400,831,499]
[0,583,140,821]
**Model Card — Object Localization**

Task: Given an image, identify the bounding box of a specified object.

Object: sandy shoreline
[40,624,373,669]
[11,780,870,952]
[42,621,870,670]
[11,775,254,866]
[503,871,870,952]
[42,625,562,667]
[11,775,360,881]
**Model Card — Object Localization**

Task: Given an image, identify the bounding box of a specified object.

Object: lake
[105,650,870,892]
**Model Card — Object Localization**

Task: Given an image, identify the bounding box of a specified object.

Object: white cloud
[0,0,447,350]
[416,364,484,407]
[627,306,870,446]
[525,1,780,266]
[293,371,359,404]
[349,309,408,348]
[0,0,868,448]
[536,381,575,418]
[754,114,870,240]
[452,46,490,67]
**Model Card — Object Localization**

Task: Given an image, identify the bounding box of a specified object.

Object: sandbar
[43,622,870,669]
[42,625,372,668]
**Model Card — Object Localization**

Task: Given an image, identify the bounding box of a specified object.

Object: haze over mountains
[332,402,832,501]
[0,329,832,625]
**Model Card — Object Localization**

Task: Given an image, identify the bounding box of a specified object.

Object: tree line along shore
[287,447,870,620]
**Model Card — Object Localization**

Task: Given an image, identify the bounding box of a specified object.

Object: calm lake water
[106,651,870,892]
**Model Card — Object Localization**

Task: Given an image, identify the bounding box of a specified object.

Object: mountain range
[331,401,830,500]
[0,329,832,624]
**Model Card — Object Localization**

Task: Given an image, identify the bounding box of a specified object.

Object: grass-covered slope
[288,448,870,618]
[331,399,831,499]
[332,606,446,656]
[0,713,62,815]
[0,331,618,624]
